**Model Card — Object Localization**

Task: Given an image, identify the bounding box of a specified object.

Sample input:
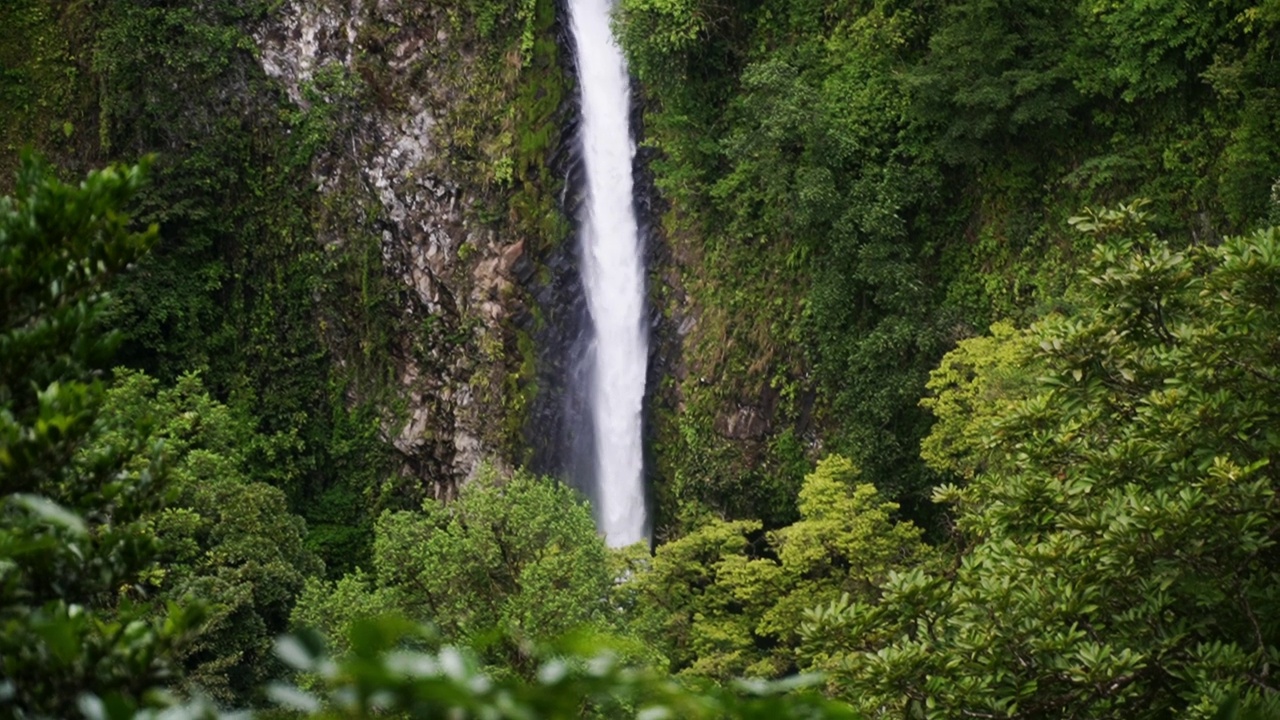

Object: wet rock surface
[253,0,527,493]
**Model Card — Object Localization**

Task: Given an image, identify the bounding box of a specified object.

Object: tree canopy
[0,153,205,717]
[805,208,1280,718]
[295,467,619,675]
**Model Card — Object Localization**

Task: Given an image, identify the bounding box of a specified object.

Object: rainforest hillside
[2,0,1280,717]
[622,0,1280,534]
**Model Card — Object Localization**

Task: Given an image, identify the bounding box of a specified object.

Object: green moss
[480,0,575,460]
[504,328,541,464]
[0,0,99,182]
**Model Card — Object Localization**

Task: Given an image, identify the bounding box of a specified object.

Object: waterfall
[566,0,649,547]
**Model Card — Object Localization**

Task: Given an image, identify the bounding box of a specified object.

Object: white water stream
[567,0,649,547]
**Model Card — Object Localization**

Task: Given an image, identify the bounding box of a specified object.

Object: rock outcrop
[253,0,539,493]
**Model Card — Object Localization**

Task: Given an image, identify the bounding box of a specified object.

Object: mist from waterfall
[566,0,649,547]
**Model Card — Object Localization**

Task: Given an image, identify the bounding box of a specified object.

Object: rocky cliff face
[253,0,558,494]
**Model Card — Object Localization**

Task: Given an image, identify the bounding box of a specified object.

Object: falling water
[566,0,649,547]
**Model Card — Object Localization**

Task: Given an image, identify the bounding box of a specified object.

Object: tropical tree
[808,205,1280,718]
[624,456,930,681]
[294,467,618,675]
[87,369,322,703]
[0,153,207,716]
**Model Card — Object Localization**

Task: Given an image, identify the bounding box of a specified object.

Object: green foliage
[918,320,1036,479]
[0,153,153,421]
[0,0,98,180]
[909,0,1080,162]
[621,0,1280,536]
[87,370,323,703]
[271,615,861,719]
[295,467,618,676]
[614,0,710,90]
[0,0,587,574]
[1206,5,1280,226]
[467,0,539,61]
[0,155,206,716]
[622,0,953,528]
[626,456,929,681]
[658,400,809,531]
[808,213,1280,718]
[79,0,417,574]
[291,571,398,661]
[76,0,579,543]
[12,1,1280,716]
[1069,0,1242,103]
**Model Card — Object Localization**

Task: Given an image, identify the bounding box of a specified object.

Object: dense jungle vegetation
[4,0,1280,717]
